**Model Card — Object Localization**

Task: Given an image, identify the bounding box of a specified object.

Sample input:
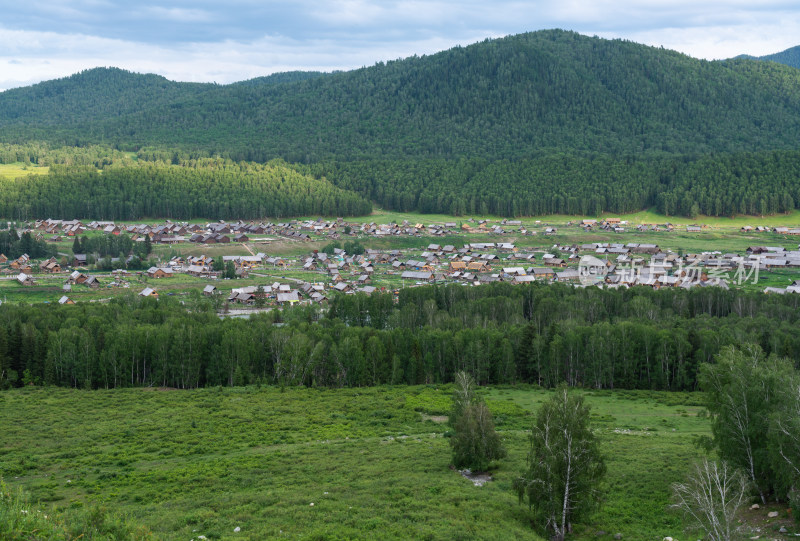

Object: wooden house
[147,267,173,279]
[39,258,61,273]
[466,261,490,272]
[16,272,35,286]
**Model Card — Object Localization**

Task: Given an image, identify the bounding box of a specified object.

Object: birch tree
[768,373,800,505]
[449,371,505,471]
[698,344,792,503]
[671,459,749,541]
[513,385,605,541]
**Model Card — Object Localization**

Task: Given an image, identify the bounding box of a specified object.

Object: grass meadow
[0,162,50,181]
[1,385,718,540]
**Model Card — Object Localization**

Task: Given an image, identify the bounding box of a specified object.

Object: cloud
[0,0,799,90]
[139,7,215,23]
[0,29,489,90]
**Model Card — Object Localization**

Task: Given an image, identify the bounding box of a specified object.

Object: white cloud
[0,29,490,90]
[139,7,215,23]
[587,15,800,59]
[1,0,799,90]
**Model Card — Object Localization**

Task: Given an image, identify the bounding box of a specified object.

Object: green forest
[3,142,800,218]
[2,30,800,218]
[3,283,800,391]
[5,31,800,161]
[299,150,800,216]
[0,158,371,220]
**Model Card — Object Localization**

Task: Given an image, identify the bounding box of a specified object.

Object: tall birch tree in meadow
[514,385,605,541]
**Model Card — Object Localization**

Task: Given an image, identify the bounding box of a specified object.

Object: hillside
[232,70,329,87]
[0,67,215,126]
[3,30,800,161]
[738,45,800,70]
[0,158,371,220]
[3,30,800,217]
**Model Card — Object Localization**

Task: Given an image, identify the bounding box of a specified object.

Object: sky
[1,0,799,91]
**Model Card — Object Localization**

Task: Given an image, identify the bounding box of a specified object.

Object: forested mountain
[738,45,800,70]
[0,68,215,126]
[4,30,800,160]
[3,30,800,217]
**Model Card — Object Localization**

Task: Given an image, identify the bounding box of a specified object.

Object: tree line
[0,160,371,221]
[4,142,800,218]
[3,283,800,391]
[0,142,134,168]
[298,150,800,217]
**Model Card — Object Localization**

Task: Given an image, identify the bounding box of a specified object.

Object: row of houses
[742,226,800,235]
[314,239,800,293]
[225,282,330,305]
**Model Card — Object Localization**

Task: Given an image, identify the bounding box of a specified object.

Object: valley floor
[1,385,720,540]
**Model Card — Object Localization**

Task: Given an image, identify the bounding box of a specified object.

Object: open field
[0,162,49,180]
[0,385,725,540]
[321,207,800,227]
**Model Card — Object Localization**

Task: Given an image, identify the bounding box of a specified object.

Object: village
[2,215,800,306]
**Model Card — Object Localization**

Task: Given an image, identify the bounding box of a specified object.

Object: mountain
[737,45,800,70]
[3,30,800,161]
[3,30,800,217]
[0,67,215,126]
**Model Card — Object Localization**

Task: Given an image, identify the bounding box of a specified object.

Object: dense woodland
[742,44,800,69]
[4,31,800,161]
[300,150,800,217]
[3,143,800,218]
[0,159,371,220]
[3,31,800,218]
[3,284,800,391]
[0,229,50,260]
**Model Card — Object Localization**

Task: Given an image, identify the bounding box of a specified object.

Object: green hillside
[3,30,800,217]
[739,44,800,70]
[0,158,371,221]
[0,67,215,126]
[4,30,800,160]
[232,70,329,87]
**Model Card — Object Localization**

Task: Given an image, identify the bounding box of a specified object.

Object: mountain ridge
[3,30,800,217]
[736,44,800,69]
[3,30,800,162]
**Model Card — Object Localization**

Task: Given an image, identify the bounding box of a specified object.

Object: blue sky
[1,0,799,91]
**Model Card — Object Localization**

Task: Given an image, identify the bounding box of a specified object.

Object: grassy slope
[0,386,712,540]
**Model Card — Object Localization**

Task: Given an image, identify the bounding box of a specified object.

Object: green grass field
[337,207,800,229]
[0,385,724,540]
[0,162,49,180]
